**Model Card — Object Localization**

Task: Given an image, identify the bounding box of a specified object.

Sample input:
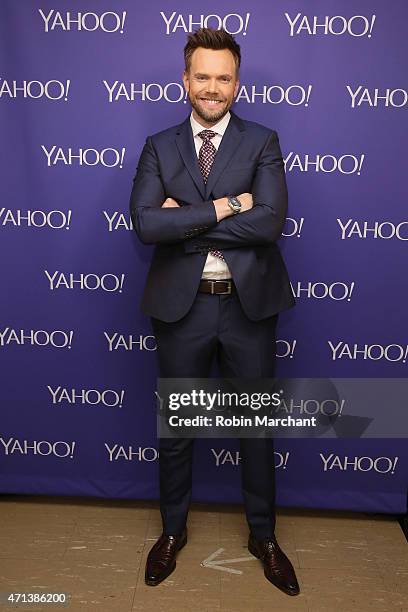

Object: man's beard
[189,92,233,124]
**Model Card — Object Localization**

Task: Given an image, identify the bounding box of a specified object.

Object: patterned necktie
[197,129,225,261]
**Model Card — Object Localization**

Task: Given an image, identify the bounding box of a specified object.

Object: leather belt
[198,279,234,295]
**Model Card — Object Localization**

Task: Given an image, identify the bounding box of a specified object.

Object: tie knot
[198,129,217,141]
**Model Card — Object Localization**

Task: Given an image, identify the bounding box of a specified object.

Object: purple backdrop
[1,1,407,515]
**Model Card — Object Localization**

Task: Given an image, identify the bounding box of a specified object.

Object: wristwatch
[227,196,242,214]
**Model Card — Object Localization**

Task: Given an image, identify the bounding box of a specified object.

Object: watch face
[229,197,241,210]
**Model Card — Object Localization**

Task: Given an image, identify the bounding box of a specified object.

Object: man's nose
[206,78,218,93]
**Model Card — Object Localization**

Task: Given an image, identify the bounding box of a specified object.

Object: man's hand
[237,193,253,212]
[212,192,253,221]
[161,197,180,208]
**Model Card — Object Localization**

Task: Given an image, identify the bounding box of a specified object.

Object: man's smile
[199,97,224,108]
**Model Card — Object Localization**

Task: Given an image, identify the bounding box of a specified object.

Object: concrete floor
[0,495,407,611]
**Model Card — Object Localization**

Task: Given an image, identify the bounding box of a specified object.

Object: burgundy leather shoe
[145,527,187,586]
[248,534,300,596]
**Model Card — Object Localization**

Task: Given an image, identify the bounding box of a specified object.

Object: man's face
[182,47,240,127]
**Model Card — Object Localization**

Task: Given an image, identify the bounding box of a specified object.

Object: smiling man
[184,45,237,123]
[129,28,298,596]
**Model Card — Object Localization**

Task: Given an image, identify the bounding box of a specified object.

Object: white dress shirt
[190,111,232,280]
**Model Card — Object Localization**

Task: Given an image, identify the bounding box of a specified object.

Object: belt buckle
[210,279,231,295]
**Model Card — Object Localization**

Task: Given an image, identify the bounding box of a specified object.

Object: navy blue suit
[130,111,295,322]
[129,111,295,538]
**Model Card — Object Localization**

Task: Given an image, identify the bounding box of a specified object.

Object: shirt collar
[190,110,231,138]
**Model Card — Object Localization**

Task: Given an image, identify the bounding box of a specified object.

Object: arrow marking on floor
[201,547,257,574]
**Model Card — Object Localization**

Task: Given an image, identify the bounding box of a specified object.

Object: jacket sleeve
[183,130,288,253]
[129,136,218,245]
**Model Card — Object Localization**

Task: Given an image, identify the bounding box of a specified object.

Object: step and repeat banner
[1,1,407,514]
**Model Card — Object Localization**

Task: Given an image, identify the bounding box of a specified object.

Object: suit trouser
[150,286,278,540]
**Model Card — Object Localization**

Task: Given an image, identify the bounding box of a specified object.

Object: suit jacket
[129,110,295,322]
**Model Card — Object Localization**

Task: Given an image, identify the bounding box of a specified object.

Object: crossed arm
[129,130,288,250]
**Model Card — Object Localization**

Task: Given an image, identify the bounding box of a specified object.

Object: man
[129,28,299,596]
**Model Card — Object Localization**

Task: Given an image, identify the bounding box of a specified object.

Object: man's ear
[234,79,240,98]
[182,70,189,93]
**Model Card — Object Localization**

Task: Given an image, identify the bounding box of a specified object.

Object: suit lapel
[175,111,245,202]
[175,117,206,199]
[205,111,245,199]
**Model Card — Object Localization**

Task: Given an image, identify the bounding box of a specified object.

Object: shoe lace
[259,538,297,586]
[263,539,285,573]
[150,535,179,564]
